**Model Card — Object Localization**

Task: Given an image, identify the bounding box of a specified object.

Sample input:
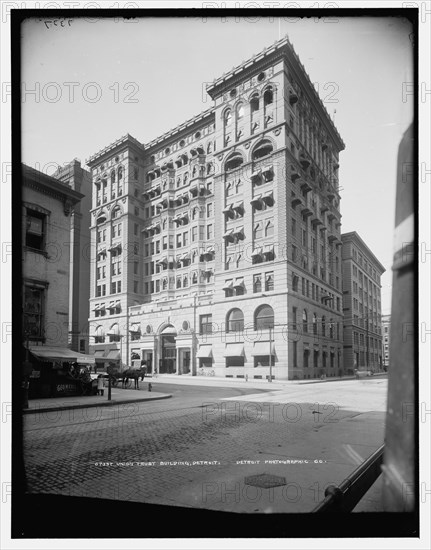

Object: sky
[20,15,415,314]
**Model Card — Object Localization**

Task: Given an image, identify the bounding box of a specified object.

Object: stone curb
[23,393,172,415]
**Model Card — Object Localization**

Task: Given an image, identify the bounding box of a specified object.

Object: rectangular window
[183,231,188,246]
[199,226,205,240]
[23,284,45,339]
[134,281,138,293]
[292,307,297,330]
[293,341,297,368]
[192,226,198,242]
[169,235,174,249]
[134,223,139,236]
[134,261,138,275]
[26,210,46,251]
[253,274,262,293]
[176,234,182,248]
[265,272,274,291]
[200,314,213,334]
[207,224,213,240]
[207,203,213,217]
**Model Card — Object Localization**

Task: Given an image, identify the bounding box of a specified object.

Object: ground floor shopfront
[90,293,343,381]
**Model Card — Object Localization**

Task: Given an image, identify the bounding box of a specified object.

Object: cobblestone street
[23,379,387,514]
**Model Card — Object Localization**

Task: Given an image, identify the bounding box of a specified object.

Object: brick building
[87,36,345,380]
[341,231,385,374]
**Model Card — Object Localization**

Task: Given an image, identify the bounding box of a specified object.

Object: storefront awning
[94,350,106,358]
[251,342,276,356]
[223,344,245,357]
[196,345,213,359]
[29,347,95,364]
[76,354,96,365]
[106,350,120,360]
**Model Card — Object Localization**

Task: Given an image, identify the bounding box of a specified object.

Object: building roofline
[206,35,345,151]
[341,231,386,274]
[143,107,215,151]
[22,164,84,204]
[86,134,143,166]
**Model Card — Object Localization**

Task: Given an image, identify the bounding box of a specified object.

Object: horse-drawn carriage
[107,365,147,389]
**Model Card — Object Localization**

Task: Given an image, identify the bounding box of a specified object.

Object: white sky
[20,15,415,314]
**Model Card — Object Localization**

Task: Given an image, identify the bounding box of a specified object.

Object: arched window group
[225,305,275,333]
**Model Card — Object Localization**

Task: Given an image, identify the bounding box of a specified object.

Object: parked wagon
[106,366,147,389]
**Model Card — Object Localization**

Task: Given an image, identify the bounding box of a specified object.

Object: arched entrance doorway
[160,325,177,374]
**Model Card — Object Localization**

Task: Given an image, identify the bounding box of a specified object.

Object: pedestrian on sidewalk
[97,374,105,396]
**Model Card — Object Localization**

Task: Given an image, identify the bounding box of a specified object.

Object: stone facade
[87,36,345,380]
[341,231,385,374]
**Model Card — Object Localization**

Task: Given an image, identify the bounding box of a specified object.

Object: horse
[122,367,147,389]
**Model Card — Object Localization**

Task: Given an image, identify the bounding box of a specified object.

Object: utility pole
[269,325,273,382]
[366,315,369,369]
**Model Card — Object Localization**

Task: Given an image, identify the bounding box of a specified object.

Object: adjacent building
[87,36,345,380]
[22,163,93,397]
[53,160,92,353]
[381,314,391,369]
[341,231,385,374]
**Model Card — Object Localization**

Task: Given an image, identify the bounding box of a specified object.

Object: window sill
[24,246,48,258]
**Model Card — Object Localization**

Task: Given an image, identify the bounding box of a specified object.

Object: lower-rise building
[341,231,385,374]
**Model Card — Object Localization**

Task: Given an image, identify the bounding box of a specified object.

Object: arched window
[252,139,273,160]
[183,172,189,185]
[313,313,317,335]
[94,325,104,343]
[322,316,326,336]
[329,318,334,338]
[183,275,188,288]
[255,305,274,330]
[109,323,120,342]
[264,86,274,106]
[236,104,244,120]
[118,166,123,180]
[224,109,232,127]
[302,310,308,333]
[162,278,168,290]
[250,93,259,114]
[226,308,244,333]
[192,271,198,284]
[97,212,107,225]
[176,277,182,289]
[225,152,244,172]
[207,142,212,154]
[112,206,122,219]
[110,170,116,183]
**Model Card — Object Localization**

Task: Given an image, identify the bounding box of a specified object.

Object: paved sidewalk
[146,372,387,389]
[24,387,171,414]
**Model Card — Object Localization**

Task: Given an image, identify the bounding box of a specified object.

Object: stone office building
[87,36,345,380]
[341,231,385,374]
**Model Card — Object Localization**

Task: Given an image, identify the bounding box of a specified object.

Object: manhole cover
[244,473,287,489]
